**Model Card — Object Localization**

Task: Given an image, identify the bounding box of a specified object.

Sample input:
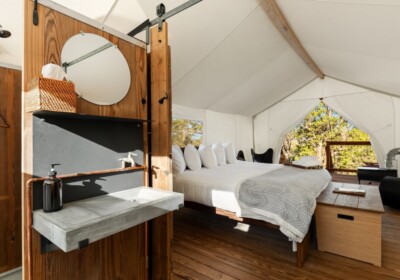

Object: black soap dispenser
[43,164,63,212]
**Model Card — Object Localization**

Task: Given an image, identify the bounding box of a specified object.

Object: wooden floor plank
[174,251,237,280]
[173,205,400,280]
[173,262,212,280]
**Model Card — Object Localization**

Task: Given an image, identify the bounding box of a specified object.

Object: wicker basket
[25,77,77,113]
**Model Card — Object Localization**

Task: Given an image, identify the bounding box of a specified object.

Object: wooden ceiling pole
[264,0,324,79]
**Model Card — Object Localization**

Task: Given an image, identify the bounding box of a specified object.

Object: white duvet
[173,161,331,244]
[173,161,281,213]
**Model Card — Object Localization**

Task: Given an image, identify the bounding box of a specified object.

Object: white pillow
[184,144,202,171]
[172,145,186,173]
[212,143,226,166]
[198,145,218,169]
[224,142,236,164]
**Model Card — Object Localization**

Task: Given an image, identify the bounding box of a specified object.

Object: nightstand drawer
[316,205,381,266]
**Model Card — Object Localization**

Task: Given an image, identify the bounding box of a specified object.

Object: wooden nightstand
[316,182,384,266]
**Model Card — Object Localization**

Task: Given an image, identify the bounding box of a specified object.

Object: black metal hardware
[127,19,150,38]
[158,94,168,104]
[156,3,166,17]
[141,98,147,105]
[40,235,60,253]
[127,0,202,44]
[33,0,39,26]
[78,239,89,249]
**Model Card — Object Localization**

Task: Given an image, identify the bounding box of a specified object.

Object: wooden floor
[172,177,400,279]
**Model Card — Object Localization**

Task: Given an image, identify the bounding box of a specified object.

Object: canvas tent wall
[254,77,400,167]
[173,104,253,161]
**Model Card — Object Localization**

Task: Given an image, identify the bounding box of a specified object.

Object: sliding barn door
[0,66,22,273]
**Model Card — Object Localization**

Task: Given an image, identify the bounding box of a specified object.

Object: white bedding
[173,161,331,244]
[173,161,281,213]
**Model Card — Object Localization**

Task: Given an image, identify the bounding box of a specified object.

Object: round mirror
[61,33,131,105]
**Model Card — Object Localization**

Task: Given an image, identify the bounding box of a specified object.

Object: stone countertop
[32,187,184,252]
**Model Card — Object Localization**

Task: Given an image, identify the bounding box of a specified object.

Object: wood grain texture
[359,185,385,213]
[0,66,22,274]
[262,0,324,79]
[150,23,174,279]
[316,205,382,266]
[23,1,148,279]
[0,114,8,127]
[317,182,340,205]
[24,0,147,120]
[316,183,384,265]
[150,23,172,190]
[318,182,385,213]
[184,201,312,267]
[173,207,400,279]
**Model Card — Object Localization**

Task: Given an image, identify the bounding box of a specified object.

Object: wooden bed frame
[184,201,312,267]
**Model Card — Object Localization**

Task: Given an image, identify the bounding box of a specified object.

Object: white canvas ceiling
[0,0,23,67]
[1,0,400,117]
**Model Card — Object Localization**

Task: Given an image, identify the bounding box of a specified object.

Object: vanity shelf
[32,187,184,252]
[33,110,146,123]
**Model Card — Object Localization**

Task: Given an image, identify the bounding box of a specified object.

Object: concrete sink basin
[32,187,184,252]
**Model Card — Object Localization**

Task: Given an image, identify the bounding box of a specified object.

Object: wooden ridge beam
[264,0,324,79]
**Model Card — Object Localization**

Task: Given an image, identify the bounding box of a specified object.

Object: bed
[173,161,331,266]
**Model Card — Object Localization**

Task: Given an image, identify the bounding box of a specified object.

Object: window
[281,102,377,172]
[172,119,203,147]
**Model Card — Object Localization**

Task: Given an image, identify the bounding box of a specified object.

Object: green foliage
[282,102,377,171]
[172,119,203,147]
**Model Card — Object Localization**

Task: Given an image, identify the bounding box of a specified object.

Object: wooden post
[150,22,173,279]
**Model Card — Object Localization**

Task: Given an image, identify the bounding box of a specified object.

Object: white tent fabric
[254,77,400,167]
[173,104,253,161]
[2,1,400,166]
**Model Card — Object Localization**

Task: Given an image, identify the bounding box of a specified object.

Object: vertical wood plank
[24,0,147,120]
[23,1,148,279]
[150,22,173,279]
[150,23,172,190]
[0,66,22,274]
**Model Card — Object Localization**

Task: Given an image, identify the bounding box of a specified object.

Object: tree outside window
[281,102,377,171]
[172,119,203,147]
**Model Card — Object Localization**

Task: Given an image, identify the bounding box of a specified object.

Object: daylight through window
[172,119,203,147]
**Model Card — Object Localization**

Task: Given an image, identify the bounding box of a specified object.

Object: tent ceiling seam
[280,89,372,103]
[326,75,400,99]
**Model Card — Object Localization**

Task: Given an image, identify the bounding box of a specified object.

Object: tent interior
[1,0,400,278]
[2,0,400,162]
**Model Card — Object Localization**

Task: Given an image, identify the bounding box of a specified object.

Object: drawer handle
[337,214,354,221]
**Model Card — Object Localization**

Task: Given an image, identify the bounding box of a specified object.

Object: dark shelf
[33,110,146,123]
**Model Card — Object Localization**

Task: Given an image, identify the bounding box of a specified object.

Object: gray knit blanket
[238,166,331,242]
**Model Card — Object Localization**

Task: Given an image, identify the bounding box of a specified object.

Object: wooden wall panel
[24,0,147,120]
[28,224,146,280]
[0,66,22,273]
[23,1,148,279]
[150,23,173,279]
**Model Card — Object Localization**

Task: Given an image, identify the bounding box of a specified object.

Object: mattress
[173,161,331,243]
[173,161,281,213]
